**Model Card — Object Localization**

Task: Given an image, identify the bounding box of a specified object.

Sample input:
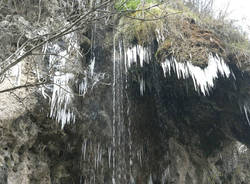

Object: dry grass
[117,0,250,67]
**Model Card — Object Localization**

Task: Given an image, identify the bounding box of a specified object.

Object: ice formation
[236,141,248,154]
[89,57,95,77]
[125,45,232,96]
[48,32,79,129]
[139,76,145,96]
[161,54,231,95]
[124,45,151,95]
[11,62,22,86]
[243,104,250,125]
[161,168,169,184]
[130,175,135,184]
[50,70,75,129]
[43,24,105,128]
[125,45,151,72]
[148,174,153,184]
[112,37,117,184]
[78,70,88,96]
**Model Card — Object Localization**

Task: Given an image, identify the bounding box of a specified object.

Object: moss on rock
[118,1,250,68]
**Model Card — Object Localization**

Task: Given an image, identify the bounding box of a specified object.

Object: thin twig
[0,81,49,93]
[125,11,182,21]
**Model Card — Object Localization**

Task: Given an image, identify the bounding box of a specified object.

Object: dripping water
[112,36,128,183]
[112,35,117,184]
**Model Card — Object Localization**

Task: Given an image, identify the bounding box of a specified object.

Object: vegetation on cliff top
[117,0,250,67]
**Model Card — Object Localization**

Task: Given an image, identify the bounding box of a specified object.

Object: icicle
[130,175,135,184]
[139,77,145,96]
[112,36,116,184]
[125,45,151,70]
[41,87,48,99]
[124,45,128,73]
[98,147,102,167]
[96,143,101,169]
[155,28,165,44]
[127,100,133,170]
[161,53,231,95]
[138,45,144,67]
[243,105,250,125]
[50,72,75,128]
[161,169,168,184]
[16,61,22,85]
[79,70,88,96]
[137,149,142,166]
[236,141,248,153]
[112,177,116,184]
[108,146,112,168]
[89,57,96,77]
[46,32,81,128]
[95,149,97,169]
[83,139,87,161]
[148,174,153,184]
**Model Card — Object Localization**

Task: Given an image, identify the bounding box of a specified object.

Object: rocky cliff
[1,0,250,184]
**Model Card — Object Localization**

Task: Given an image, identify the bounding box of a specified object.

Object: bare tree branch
[0,81,49,93]
[0,0,111,77]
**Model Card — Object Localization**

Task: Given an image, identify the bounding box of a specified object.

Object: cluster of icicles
[124,45,231,96]
[123,43,249,128]
[124,45,151,95]
[78,139,165,184]
[44,33,78,128]
[161,54,231,95]
[42,32,100,129]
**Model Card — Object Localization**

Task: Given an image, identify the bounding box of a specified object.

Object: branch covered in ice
[161,54,231,95]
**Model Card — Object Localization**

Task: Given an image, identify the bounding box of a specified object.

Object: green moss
[115,0,161,11]
[117,5,164,46]
[115,0,141,10]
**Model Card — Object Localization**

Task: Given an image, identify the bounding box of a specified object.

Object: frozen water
[139,76,145,96]
[112,36,117,184]
[243,105,250,125]
[79,70,88,96]
[161,54,231,95]
[125,45,151,69]
[11,62,22,86]
[148,174,153,184]
[236,141,248,154]
[48,32,79,128]
[89,57,95,77]
[130,175,135,184]
[125,44,231,96]
[108,146,112,168]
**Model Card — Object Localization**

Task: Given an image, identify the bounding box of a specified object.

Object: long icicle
[112,34,116,184]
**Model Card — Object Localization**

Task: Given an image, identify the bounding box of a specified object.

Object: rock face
[1,1,250,184]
